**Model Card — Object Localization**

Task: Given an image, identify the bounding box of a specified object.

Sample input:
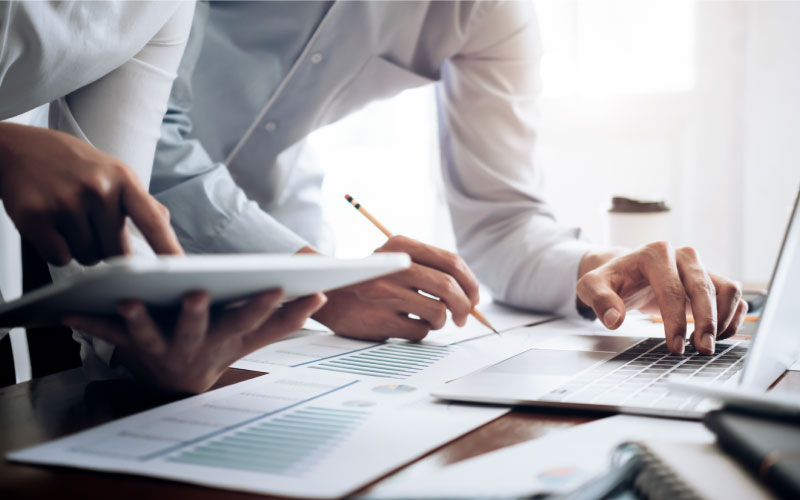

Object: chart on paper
[67,375,359,461]
[10,372,508,498]
[308,342,454,379]
[233,334,458,380]
[168,406,369,477]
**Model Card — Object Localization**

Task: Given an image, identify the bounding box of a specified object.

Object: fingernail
[702,332,715,353]
[603,309,621,327]
[672,337,686,354]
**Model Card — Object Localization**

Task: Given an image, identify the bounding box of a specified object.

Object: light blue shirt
[152,0,597,318]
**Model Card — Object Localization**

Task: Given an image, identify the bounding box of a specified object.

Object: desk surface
[1,367,797,499]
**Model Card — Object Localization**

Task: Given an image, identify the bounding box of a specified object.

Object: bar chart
[309,343,455,379]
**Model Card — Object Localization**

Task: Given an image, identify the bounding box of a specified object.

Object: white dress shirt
[153,0,597,320]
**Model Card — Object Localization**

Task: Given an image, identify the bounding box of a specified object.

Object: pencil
[345,194,499,334]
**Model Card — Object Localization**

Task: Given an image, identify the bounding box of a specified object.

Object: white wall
[314,0,800,290]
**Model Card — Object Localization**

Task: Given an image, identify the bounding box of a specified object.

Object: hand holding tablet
[1,253,410,393]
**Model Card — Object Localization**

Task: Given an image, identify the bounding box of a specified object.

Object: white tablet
[0,253,410,327]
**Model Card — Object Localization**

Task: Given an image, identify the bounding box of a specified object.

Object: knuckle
[407,325,430,342]
[739,300,749,315]
[441,274,460,297]
[691,276,715,296]
[726,282,743,302]
[663,282,686,303]
[385,235,408,250]
[443,251,462,271]
[359,280,393,301]
[157,201,171,221]
[431,303,447,330]
[677,246,700,261]
[644,241,673,260]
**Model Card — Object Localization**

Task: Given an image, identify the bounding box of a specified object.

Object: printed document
[9,371,506,498]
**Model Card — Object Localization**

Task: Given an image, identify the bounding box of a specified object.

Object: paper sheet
[299,297,555,346]
[9,371,507,499]
[363,414,714,499]
[422,301,555,346]
[232,330,541,386]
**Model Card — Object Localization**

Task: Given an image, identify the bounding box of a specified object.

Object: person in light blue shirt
[80,1,748,368]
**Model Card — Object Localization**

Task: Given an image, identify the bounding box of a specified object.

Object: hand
[0,122,183,266]
[303,235,480,341]
[62,291,327,394]
[576,242,748,356]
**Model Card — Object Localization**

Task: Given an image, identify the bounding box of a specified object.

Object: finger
[120,179,183,256]
[675,247,717,355]
[394,263,471,326]
[575,271,627,330]
[394,286,449,330]
[241,293,328,353]
[22,221,72,266]
[718,299,748,341]
[710,273,742,335]
[62,314,131,349]
[339,312,431,342]
[638,242,688,354]
[211,290,284,337]
[117,300,168,356]
[55,211,102,266]
[89,189,128,259]
[172,291,210,355]
[379,235,480,306]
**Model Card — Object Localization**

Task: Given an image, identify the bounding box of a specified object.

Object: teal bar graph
[309,343,454,379]
[168,407,369,476]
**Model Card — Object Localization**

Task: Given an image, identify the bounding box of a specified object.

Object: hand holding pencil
[301,194,494,342]
[343,194,497,334]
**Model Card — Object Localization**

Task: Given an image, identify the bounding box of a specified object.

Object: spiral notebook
[615,440,774,500]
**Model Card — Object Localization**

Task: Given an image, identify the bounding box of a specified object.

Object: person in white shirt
[109,0,744,358]
[0,1,325,393]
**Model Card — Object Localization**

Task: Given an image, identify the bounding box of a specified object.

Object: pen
[345,194,499,334]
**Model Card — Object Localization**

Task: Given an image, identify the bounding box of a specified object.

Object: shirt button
[264,121,278,132]
[310,52,324,64]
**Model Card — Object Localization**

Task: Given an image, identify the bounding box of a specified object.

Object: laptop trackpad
[485,348,614,376]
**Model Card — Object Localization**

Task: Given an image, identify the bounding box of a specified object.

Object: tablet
[0,253,410,327]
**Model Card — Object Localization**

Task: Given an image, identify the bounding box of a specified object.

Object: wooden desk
[1,367,797,499]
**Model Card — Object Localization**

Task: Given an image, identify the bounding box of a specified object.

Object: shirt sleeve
[149,3,309,255]
[43,3,196,380]
[438,0,600,318]
[0,1,182,120]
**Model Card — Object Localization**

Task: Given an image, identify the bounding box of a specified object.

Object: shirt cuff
[504,237,600,319]
[197,201,309,254]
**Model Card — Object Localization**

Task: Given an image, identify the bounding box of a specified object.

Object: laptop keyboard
[542,337,747,411]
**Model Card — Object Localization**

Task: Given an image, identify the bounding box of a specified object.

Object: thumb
[576,272,627,329]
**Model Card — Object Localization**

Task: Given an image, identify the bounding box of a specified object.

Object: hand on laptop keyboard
[575,242,749,356]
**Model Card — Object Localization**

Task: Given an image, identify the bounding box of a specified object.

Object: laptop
[433,187,800,419]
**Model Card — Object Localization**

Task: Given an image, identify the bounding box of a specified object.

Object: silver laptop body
[433,187,800,419]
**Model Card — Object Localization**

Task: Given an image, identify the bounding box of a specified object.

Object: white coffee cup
[606,197,671,249]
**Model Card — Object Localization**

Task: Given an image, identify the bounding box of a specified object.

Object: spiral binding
[612,441,703,500]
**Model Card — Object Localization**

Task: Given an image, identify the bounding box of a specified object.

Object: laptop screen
[740,186,800,390]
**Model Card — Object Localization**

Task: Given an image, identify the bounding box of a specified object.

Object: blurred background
[311,0,800,290]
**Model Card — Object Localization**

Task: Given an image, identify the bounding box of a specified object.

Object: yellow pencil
[345,194,499,334]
